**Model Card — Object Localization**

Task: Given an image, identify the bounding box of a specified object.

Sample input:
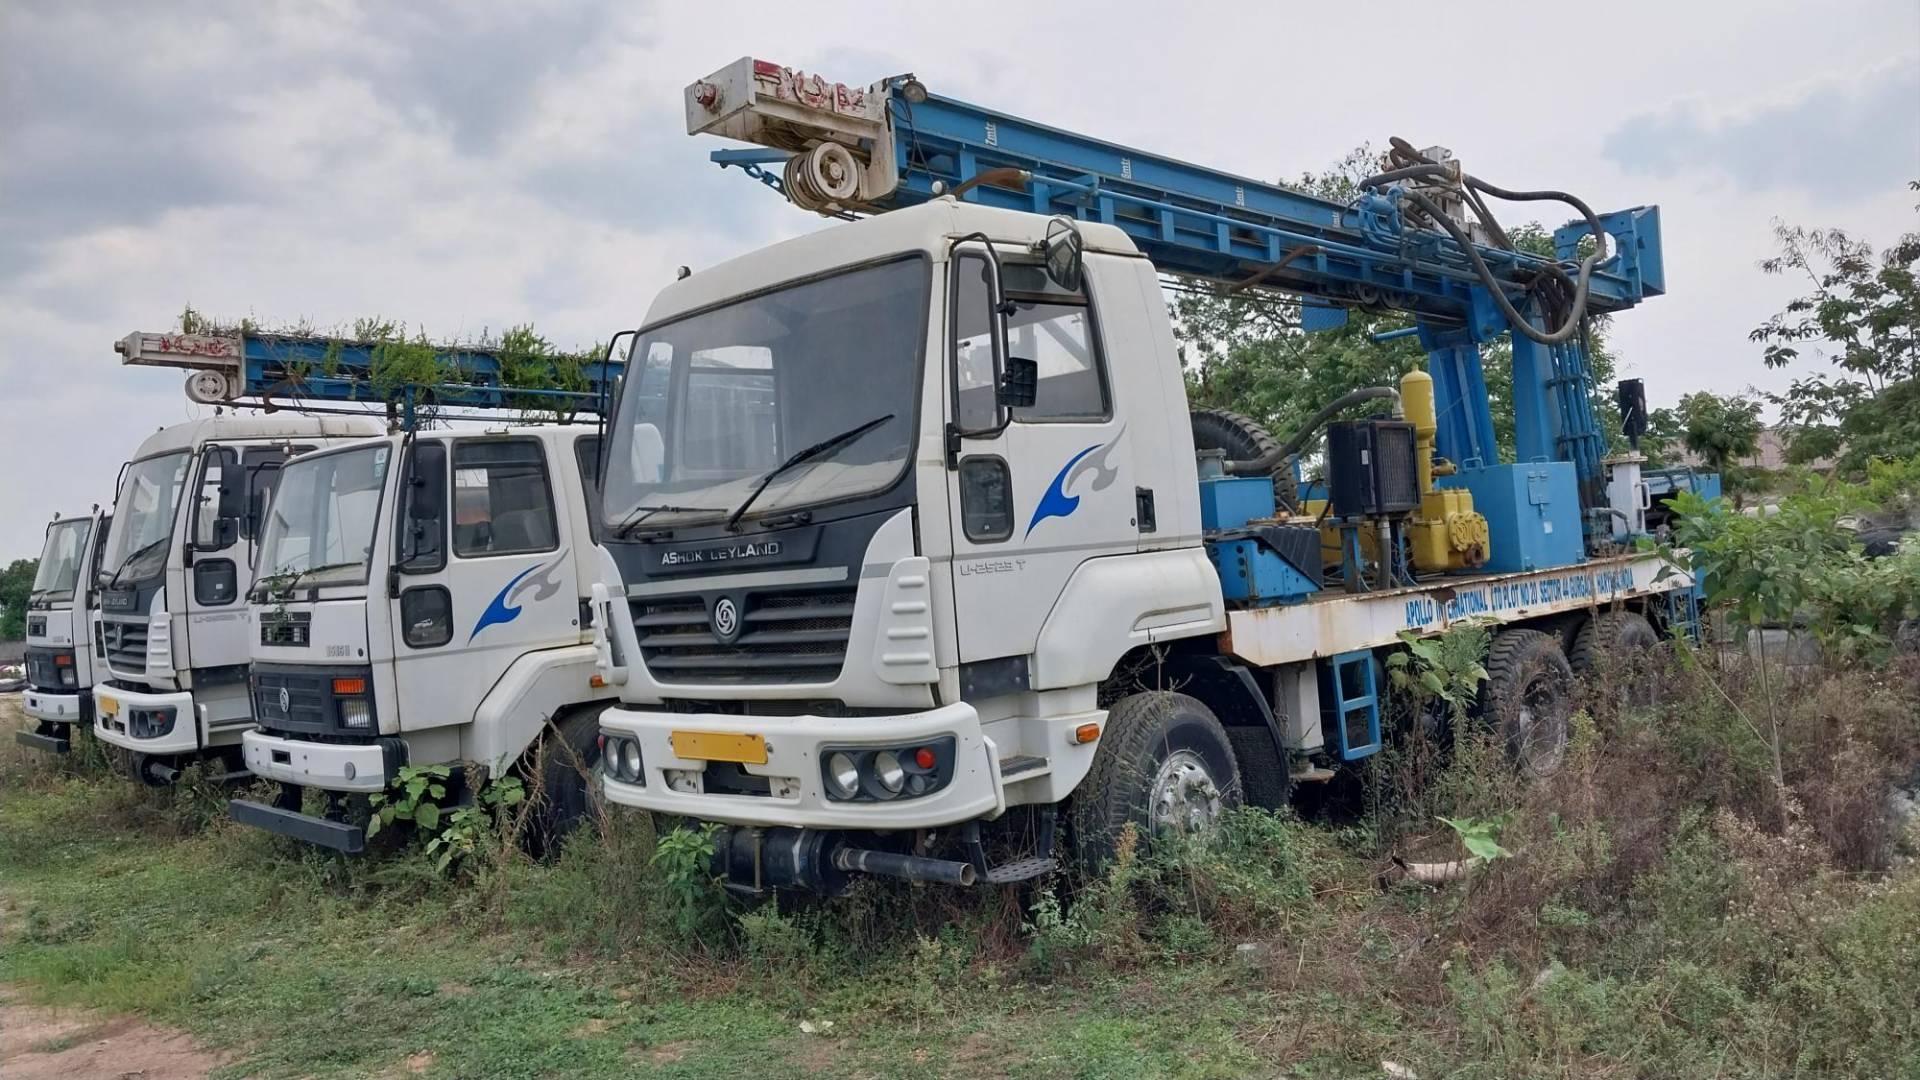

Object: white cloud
[3,0,1917,559]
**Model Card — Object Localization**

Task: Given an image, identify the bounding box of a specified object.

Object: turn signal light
[590,674,606,688]
[1073,722,1101,745]
[55,654,73,667]
[332,677,367,695]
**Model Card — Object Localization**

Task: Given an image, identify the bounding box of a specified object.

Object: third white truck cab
[19,509,110,753]
[228,424,616,852]
[93,415,384,783]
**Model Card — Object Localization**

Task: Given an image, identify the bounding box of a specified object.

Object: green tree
[1670,391,1764,504]
[1173,147,1619,461]
[0,558,37,640]
[1752,183,1920,474]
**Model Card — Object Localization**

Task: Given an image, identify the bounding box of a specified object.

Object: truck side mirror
[997,356,1039,409]
[1041,216,1084,293]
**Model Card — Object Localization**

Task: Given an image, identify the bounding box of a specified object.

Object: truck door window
[451,440,559,558]
[193,447,238,551]
[953,258,1108,426]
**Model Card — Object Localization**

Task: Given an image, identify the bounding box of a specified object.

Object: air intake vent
[633,587,856,685]
[101,617,149,674]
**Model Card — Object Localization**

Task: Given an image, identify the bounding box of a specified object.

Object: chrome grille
[101,617,148,673]
[634,587,855,685]
[252,669,329,729]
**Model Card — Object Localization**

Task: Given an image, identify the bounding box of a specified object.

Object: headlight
[619,740,643,783]
[872,751,905,796]
[338,698,373,730]
[826,752,860,800]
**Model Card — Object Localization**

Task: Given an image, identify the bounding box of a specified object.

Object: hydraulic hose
[1359,143,1612,346]
[1221,386,1402,476]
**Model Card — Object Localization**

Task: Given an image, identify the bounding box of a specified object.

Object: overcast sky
[2,0,1917,560]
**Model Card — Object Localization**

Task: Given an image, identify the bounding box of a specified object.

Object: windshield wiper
[723,414,895,532]
[106,536,171,587]
[612,503,710,540]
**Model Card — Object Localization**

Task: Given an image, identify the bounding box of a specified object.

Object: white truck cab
[228,424,616,852]
[18,509,110,753]
[92,415,383,783]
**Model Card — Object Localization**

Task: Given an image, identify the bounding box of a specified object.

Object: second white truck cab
[93,415,384,783]
[228,424,616,852]
[18,509,110,753]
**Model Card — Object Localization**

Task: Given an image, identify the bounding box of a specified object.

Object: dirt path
[0,989,222,1080]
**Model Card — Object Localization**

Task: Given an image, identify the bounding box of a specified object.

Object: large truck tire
[1223,726,1293,810]
[1189,409,1298,508]
[525,705,606,857]
[1069,691,1243,878]
[1479,628,1575,778]
[1570,610,1661,710]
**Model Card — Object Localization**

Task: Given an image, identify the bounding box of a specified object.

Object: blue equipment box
[1198,475,1275,530]
[1437,462,1584,573]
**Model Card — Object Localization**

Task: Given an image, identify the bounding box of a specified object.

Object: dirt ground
[0,987,222,1080]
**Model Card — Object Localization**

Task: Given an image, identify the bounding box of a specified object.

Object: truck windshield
[31,518,92,599]
[601,258,927,533]
[257,443,393,588]
[101,451,191,586]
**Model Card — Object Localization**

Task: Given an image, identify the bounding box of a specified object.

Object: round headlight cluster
[820,741,951,802]
[602,734,644,785]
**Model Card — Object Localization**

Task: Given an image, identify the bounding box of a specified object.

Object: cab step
[985,856,1055,884]
[998,755,1051,780]
[1289,766,1338,783]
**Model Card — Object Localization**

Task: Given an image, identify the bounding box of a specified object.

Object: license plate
[669,730,767,765]
[97,694,117,717]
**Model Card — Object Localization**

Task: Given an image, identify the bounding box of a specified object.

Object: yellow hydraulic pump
[1400,369,1490,572]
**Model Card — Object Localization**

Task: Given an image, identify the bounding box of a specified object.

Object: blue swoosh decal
[1025,443,1101,538]
[468,563,541,643]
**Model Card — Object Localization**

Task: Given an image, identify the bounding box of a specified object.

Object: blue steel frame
[713,84,1667,550]
[232,334,622,428]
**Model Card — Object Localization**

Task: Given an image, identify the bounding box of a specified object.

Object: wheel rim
[1149,749,1224,836]
[1510,671,1569,776]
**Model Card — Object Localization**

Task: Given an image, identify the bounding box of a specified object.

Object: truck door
[188,444,299,672]
[944,252,1134,665]
[386,437,578,735]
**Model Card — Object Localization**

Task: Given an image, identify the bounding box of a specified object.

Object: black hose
[1222,386,1403,476]
[1400,188,1597,346]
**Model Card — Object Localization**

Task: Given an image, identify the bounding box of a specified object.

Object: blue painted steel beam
[236,334,622,415]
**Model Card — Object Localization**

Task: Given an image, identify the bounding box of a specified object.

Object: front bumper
[23,687,86,725]
[240,729,397,794]
[597,701,1002,830]
[92,684,198,755]
[228,799,367,853]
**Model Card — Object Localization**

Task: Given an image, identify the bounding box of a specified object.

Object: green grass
[3,649,1918,1079]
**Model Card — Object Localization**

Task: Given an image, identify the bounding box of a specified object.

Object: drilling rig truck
[583,59,1709,894]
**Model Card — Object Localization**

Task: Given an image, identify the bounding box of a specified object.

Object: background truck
[228,424,618,852]
[108,324,629,846]
[18,509,110,753]
[584,59,1712,894]
[92,415,384,783]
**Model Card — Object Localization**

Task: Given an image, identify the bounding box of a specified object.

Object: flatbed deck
[1223,552,1690,666]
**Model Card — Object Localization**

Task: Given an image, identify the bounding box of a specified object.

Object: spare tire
[1190,409,1297,509]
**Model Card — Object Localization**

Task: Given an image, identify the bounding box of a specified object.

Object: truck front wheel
[1480,628,1576,778]
[1069,691,1243,878]
[524,707,606,856]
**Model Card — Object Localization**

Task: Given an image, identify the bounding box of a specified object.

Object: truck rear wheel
[1480,628,1575,777]
[1070,691,1243,878]
[525,706,606,857]
[1570,611,1661,710]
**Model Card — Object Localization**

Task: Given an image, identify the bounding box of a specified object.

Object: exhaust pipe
[832,845,977,886]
